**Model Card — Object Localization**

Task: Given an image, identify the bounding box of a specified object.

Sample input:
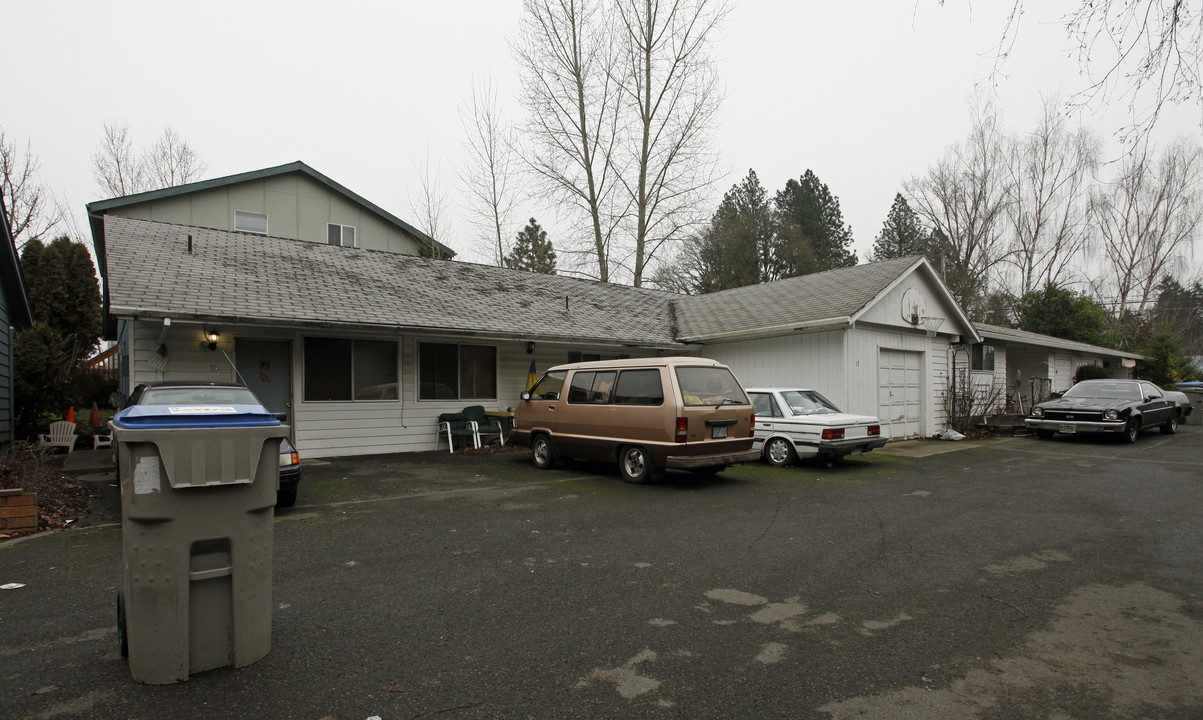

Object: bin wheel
[117,592,128,658]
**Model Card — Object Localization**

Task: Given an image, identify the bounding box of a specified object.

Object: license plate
[712,425,727,439]
[1060,424,1077,433]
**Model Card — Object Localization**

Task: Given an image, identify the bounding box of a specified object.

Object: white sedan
[746,388,887,467]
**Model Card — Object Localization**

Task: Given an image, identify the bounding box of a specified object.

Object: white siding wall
[127,318,668,459]
[703,327,951,438]
[703,330,848,406]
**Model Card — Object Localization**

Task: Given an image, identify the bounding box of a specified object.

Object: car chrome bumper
[1024,418,1126,434]
[666,449,761,470]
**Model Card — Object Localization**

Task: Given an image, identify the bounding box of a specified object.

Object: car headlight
[1104,409,1119,420]
[1031,406,1044,417]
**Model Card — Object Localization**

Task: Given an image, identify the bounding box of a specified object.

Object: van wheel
[531,434,557,469]
[618,446,654,484]
[1161,413,1179,434]
[764,437,796,467]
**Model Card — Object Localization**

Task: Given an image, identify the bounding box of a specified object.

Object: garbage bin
[1175,382,1203,426]
[112,397,288,684]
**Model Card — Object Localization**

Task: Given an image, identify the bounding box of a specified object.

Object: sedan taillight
[749,413,756,437]
[821,428,845,441]
[867,425,881,436]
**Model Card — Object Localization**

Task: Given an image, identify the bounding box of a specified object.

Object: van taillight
[867,425,881,436]
[821,428,845,440]
[675,417,688,443]
[749,413,756,437]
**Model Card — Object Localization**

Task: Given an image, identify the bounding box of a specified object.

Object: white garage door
[878,349,922,439]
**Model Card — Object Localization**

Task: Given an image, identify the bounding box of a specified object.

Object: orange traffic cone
[66,406,75,423]
[89,402,100,427]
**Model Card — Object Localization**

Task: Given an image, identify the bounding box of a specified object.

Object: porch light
[205,329,220,350]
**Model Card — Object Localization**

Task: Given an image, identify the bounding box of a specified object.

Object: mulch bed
[0,445,97,536]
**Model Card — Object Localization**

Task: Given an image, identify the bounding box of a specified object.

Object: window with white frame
[327,223,357,248]
[235,210,268,234]
[970,343,995,372]
[418,342,497,400]
[303,337,398,401]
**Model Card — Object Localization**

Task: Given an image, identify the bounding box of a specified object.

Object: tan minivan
[512,356,759,483]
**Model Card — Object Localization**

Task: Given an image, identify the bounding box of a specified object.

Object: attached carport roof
[102,216,684,348]
[976,323,1144,360]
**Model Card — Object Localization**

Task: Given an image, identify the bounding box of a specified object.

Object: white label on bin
[134,456,161,495]
[168,406,236,414]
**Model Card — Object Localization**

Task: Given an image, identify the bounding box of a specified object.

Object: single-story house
[974,323,1143,411]
[0,195,35,446]
[88,162,1143,457]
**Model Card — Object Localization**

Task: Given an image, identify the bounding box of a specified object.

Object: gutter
[679,316,852,344]
[106,306,686,350]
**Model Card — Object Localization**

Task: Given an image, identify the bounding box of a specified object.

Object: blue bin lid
[1174,382,1203,388]
[112,403,282,429]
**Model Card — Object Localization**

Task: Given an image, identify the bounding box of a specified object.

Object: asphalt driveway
[3,427,1202,719]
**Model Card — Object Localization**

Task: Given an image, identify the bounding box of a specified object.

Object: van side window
[567,371,616,404]
[530,371,566,401]
[612,369,665,405]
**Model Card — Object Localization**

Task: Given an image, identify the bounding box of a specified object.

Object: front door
[235,339,293,426]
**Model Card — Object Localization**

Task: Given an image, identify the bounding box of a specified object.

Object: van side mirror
[520,391,531,401]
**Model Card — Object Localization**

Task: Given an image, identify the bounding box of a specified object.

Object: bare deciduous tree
[458,78,522,266]
[407,150,453,259]
[148,127,208,189]
[611,0,728,287]
[91,121,206,198]
[513,0,624,282]
[1092,138,1203,316]
[1000,97,1100,296]
[0,129,57,249]
[967,0,1202,140]
[904,100,1011,318]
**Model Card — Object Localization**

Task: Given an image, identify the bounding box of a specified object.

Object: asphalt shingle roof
[673,256,923,341]
[104,216,683,347]
[976,323,1143,359]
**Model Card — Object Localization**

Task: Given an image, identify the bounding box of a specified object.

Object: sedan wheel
[1123,419,1140,443]
[764,437,797,467]
[1161,413,1179,435]
[618,445,654,484]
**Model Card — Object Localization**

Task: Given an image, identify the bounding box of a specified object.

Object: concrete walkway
[875,435,1023,458]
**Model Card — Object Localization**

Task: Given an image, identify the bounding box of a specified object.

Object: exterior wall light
[206,329,220,350]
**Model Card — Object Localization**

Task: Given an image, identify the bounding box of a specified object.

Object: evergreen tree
[504,218,557,274]
[14,235,103,435]
[1015,283,1110,346]
[1140,331,1199,385]
[773,170,856,275]
[695,170,776,293]
[871,193,933,261]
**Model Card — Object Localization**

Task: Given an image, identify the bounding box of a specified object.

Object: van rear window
[676,367,749,407]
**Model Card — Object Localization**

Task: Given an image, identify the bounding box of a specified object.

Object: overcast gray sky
[4,0,1198,274]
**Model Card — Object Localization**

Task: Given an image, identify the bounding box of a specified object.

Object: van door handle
[548,405,556,411]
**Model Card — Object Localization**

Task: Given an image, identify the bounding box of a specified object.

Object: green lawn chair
[437,412,479,453]
[462,405,506,447]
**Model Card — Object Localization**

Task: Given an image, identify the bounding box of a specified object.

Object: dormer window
[328,223,356,248]
[235,210,268,234]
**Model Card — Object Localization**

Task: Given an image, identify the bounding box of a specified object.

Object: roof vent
[185,234,194,255]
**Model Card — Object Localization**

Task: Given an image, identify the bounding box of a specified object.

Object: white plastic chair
[38,421,78,454]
